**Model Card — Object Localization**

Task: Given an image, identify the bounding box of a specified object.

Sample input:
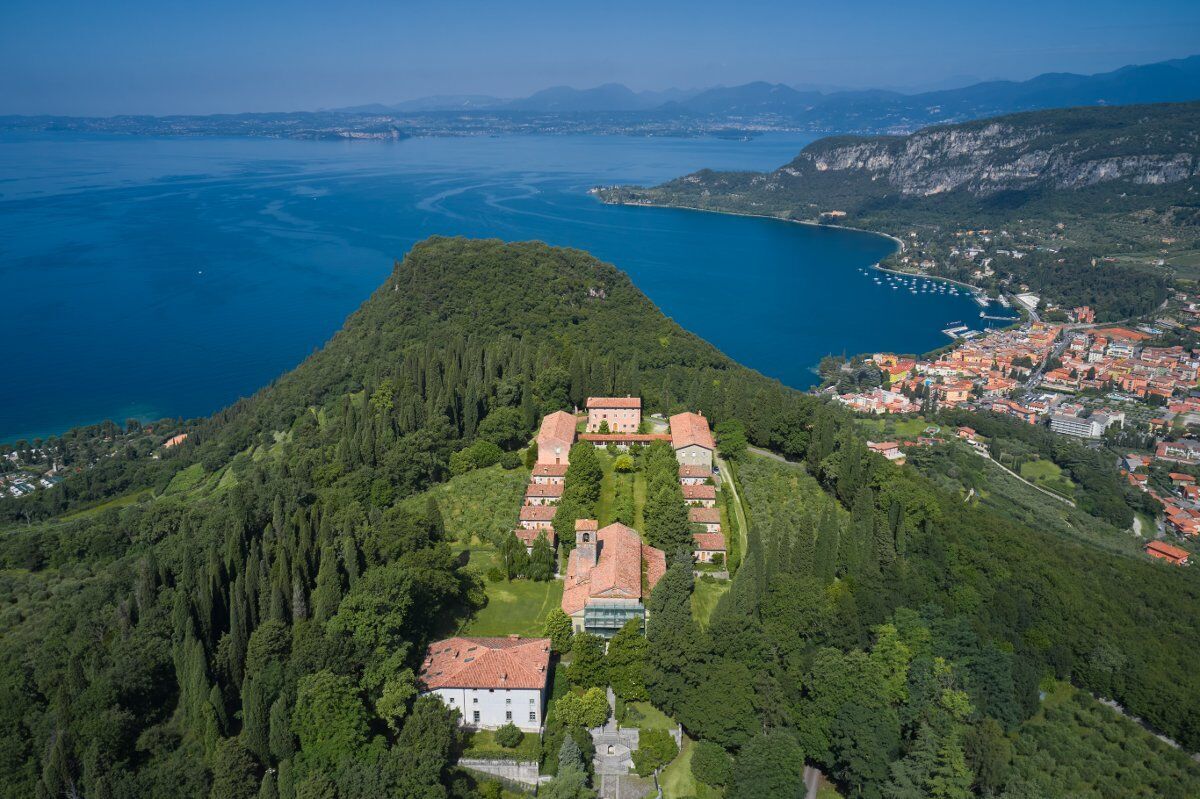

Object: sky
[2,0,1199,116]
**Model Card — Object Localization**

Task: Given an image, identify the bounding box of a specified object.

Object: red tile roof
[519,505,557,522]
[682,484,717,500]
[643,544,666,589]
[670,412,715,451]
[562,522,664,615]
[516,527,556,548]
[579,433,671,443]
[1146,540,1190,563]
[692,532,726,552]
[531,463,569,478]
[587,396,642,409]
[575,518,598,532]
[689,507,721,524]
[419,636,551,691]
[525,483,564,498]
[678,465,711,478]
[537,411,577,461]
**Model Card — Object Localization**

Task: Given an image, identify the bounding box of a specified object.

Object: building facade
[537,410,577,466]
[586,397,642,433]
[670,412,715,471]
[419,636,552,732]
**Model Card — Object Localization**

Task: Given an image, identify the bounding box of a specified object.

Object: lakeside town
[832,284,1200,568]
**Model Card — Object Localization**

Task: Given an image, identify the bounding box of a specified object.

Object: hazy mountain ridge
[8,55,1199,139]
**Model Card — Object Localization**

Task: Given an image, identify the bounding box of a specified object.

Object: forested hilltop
[3,238,1200,798]
[599,102,1200,320]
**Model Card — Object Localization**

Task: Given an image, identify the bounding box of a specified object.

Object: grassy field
[624,701,676,731]
[691,578,730,627]
[460,570,564,637]
[659,736,721,799]
[61,488,154,520]
[1019,458,1077,498]
[460,728,542,762]
[855,415,933,442]
[162,462,206,495]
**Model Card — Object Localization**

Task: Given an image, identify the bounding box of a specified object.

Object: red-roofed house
[693,532,726,564]
[418,636,551,731]
[537,411,577,466]
[682,483,717,507]
[867,441,906,465]
[689,506,722,534]
[524,482,563,506]
[670,412,715,471]
[586,397,642,433]
[530,463,568,484]
[518,504,556,531]
[1146,540,1190,566]
[678,465,712,485]
[1170,473,1196,486]
[515,527,556,553]
[562,522,665,637]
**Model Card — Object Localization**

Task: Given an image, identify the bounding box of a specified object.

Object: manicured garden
[460,727,542,762]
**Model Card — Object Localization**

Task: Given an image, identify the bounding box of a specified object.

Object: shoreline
[598,194,1010,301]
[594,194,908,253]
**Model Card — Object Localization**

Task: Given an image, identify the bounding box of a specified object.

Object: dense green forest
[3,237,1200,798]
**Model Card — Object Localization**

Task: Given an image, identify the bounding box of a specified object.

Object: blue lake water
[0,132,997,443]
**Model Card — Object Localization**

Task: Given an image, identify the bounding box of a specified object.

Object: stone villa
[418,635,552,732]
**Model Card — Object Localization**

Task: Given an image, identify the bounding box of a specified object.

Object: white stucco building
[418,636,552,733]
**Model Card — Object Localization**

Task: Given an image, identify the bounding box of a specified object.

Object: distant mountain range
[347,55,1200,131]
[7,55,1200,140]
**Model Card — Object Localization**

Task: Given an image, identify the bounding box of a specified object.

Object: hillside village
[831,289,1200,569]
[417,398,731,796]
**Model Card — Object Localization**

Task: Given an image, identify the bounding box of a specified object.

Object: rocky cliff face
[773,112,1200,198]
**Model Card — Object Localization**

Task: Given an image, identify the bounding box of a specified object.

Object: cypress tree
[788,510,816,577]
[814,503,839,585]
[268,696,296,762]
[340,535,361,588]
[241,674,271,762]
[310,544,343,623]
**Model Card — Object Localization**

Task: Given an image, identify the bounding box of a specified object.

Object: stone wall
[458,759,540,788]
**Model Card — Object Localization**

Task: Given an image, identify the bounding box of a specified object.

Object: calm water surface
[0,132,992,442]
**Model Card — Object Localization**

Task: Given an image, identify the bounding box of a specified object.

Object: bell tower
[575,519,598,565]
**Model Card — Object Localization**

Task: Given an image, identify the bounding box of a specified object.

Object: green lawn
[460,728,542,762]
[460,575,564,637]
[1019,458,1076,498]
[691,578,730,628]
[660,736,721,799]
[856,414,932,442]
[624,701,676,732]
